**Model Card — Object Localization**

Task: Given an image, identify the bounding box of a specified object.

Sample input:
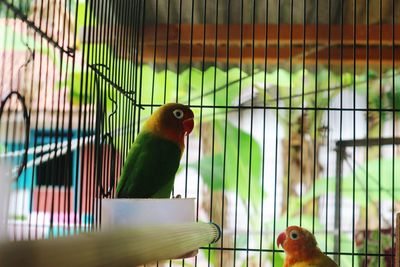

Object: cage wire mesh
[0,0,399,266]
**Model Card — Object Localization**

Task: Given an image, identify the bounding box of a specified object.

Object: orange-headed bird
[116,103,194,198]
[277,226,339,267]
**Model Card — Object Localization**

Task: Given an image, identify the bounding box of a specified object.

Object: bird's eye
[173,109,184,119]
[289,230,299,240]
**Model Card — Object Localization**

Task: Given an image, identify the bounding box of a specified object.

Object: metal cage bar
[0,0,399,266]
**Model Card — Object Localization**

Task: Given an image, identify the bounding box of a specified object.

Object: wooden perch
[0,222,220,267]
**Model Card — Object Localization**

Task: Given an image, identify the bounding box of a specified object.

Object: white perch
[101,198,196,229]
[0,222,220,267]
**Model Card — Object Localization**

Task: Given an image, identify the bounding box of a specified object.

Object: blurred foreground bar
[0,222,220,267]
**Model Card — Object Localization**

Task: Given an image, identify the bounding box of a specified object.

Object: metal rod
[334,142,344,263]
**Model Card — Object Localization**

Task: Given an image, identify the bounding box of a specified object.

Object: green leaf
[76,1,96,28]
[266,69,291,87]
[189,120,264,213]
[304,157,400,208]
[0,0,31,18]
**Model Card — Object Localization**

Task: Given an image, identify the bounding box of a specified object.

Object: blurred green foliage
[58,2,400,265]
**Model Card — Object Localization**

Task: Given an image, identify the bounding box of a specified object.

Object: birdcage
[1,0,399,266]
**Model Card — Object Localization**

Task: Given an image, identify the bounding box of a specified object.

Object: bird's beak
[277,232,286,248]
[183,118,194,135]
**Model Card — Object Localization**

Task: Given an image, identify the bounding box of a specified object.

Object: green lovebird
[116,103,194,198]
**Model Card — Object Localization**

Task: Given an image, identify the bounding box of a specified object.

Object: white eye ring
[289,230,299,240]
[173,109,184,119]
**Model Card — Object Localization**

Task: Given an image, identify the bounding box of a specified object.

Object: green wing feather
[116,132,182,198]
